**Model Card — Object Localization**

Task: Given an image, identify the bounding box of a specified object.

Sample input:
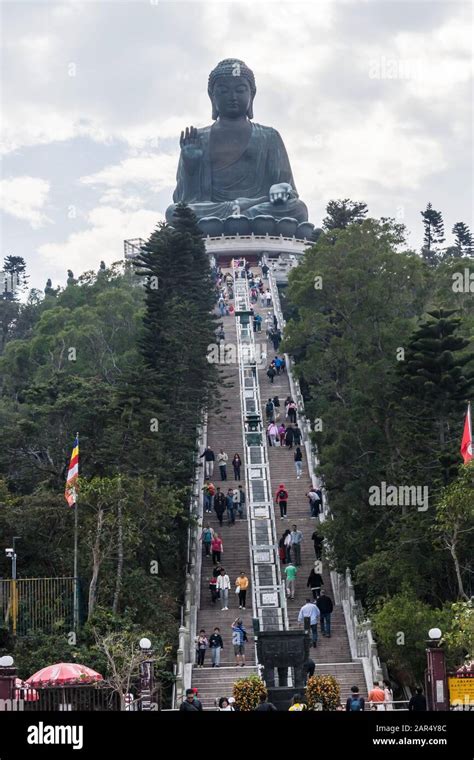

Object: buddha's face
[212,75,252,119]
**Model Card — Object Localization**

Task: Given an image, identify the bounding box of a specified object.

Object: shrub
[306,674,340,711]
[233,674,267,711]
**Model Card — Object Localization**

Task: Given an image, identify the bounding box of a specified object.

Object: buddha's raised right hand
[180,126,203,166]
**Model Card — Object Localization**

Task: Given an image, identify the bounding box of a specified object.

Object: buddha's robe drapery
[165,122,308,224]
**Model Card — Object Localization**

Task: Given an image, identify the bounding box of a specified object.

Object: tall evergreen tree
[322,199,368,231]
[395,308,474,486]
[134,204,218,479]
[451,222,473,257]
[421,203,445,266]
[2,255,29,299]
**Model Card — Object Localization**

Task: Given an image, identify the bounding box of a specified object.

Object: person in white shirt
[298,598,320,648]
[217,450,228,481]
[267,422,279,447]
[383,679,394,710]
[217,568,231,610]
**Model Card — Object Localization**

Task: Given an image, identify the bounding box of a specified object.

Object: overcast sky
[1,0,472,291]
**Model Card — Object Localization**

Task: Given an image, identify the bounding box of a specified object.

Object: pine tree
[451,222,473,257]
[421,203,445,266]
[322,199,368,231]
[2,255,29,298]
[3,255,27,279]
[395,308,474,485]
[134,205,219,479]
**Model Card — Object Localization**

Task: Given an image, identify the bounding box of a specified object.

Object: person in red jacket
[275,483,289,519]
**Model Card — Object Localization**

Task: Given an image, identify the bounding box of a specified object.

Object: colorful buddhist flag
[65,435,79,507]
[460,404,473,464]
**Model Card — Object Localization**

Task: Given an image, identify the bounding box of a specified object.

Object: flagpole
[73,431,79,633]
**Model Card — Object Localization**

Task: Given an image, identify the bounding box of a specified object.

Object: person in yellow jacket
[288,694,307,711]
[235,572,249,609]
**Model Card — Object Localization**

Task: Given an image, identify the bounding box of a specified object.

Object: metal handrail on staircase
[264,257,382,691]
[232,258,288,636]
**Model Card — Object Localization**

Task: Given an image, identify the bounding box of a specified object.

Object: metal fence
[0,577,75,635]
[0,685,120,712]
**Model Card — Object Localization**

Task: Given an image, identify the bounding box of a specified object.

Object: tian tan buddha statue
[165,58,309,227]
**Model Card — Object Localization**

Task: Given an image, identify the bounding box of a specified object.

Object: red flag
[460,404,473,464]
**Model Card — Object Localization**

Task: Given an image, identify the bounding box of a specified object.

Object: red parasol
[26,663,103,687]
[15,677,39,701]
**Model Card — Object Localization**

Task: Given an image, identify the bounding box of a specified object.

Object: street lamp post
[0,655,16,705]
[5,537,21,580]
[425,627,449,711]
[5,538,20,636]
[139,638,153,711]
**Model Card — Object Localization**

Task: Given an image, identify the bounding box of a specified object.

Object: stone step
[191,665,258,710]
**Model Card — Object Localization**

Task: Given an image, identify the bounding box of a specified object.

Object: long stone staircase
[191,271,257,710]
[190,262,366,709]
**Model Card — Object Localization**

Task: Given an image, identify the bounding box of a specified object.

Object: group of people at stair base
[346,681,402,711]
[184,683,425,713]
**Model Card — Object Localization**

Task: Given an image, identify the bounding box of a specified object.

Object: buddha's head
[208,58,256,120]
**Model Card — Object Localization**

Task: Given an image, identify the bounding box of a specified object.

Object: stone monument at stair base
[256,630,311,710]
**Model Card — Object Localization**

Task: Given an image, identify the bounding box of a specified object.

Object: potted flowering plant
[306,674,340,711]
[233,674,267,711]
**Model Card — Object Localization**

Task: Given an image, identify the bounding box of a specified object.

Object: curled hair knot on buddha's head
[208,58,256,120]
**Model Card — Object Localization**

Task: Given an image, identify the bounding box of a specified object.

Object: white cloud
[293,102,447,202]
[0,176,51,228]
[80,152,177,192]
[38,205,162,276]
[0,109,111,156]
[202,2,335,88]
